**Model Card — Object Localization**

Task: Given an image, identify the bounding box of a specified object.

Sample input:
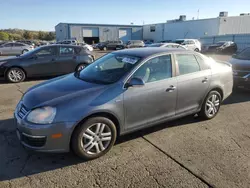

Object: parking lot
[0,52,250,188]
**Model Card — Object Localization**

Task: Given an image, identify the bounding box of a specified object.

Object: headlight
[27,106,56,124]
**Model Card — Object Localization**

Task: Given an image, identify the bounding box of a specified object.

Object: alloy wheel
[22,49,28,54]
[8,69,24,83]
[205,94,220,117]
[81,123,112,155]
[77,64,86,71]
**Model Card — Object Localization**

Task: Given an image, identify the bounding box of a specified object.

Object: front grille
[21,133,46,147]
[18,104,28,119]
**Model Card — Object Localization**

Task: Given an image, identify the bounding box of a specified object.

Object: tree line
[0,29,55,41]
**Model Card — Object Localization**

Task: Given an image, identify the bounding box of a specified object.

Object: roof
[48,44,81,47]
[112,47,187,58]
[56,23,142,28]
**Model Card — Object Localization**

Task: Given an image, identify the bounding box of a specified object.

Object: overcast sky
[1,0,250,31]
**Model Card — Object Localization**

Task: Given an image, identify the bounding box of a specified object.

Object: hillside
[0,29,55,41]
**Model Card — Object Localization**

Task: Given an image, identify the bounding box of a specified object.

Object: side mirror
[125,77,145,88]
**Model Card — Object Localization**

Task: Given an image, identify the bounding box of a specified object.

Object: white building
[55,23,143,44]
[143,12,250,42]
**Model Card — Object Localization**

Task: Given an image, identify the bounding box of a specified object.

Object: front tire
[194,48,200,52]
[71,117,117,160]
[76,63,88,71]
[6,67,26,83]
[199,91,221,120]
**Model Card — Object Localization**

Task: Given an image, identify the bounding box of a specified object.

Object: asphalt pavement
[0,53,249,188]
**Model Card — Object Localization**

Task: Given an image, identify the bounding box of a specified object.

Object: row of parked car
[0,39,95,56]
[93,39,238,55]
[93,39,202,52]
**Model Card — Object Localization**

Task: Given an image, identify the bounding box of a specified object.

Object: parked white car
[175,39,201,52]
[0,42,34,55]
[148,43,187,49]
[78,43,93,51]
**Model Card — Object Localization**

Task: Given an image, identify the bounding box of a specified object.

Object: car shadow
[223,89,250,105]
[0,114,201,182]
[0,91,249,181]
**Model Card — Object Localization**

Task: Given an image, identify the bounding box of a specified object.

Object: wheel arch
[209,87,224,100]
[4,66,27,78]
[75,62,89,71]
[199,86,224,111]
[70,111,121,148]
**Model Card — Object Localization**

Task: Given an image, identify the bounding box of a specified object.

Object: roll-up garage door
[82,27,99,37]
[119,28,132,42]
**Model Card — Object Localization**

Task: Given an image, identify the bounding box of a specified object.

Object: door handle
[202,77,208,83]
[166,85,176,92]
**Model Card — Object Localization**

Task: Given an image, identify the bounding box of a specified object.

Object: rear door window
[176,54,201,75]
[4,43,13,47]
[13,43,25,47]
[59,47,74,55]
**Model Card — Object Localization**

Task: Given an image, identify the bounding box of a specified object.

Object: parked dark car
[0,44,94,83]
[229,47,250,90]
[14,48,233,160]
[144,41,154,47]
[99,41,125,50]
[203,41,237,54]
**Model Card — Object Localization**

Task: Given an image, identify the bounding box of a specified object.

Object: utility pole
[197,9,200,19]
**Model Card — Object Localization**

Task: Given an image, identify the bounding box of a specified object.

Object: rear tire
[199,90,221,120]
[194,48,200,52]
[71,117,117,160]
[22,49,29,54]
[6,67,26,83]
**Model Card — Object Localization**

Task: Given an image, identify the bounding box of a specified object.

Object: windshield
[149,43,162,47]
[215,42,226,45]
[235,48,250,60]
[77,53,141,84]
[175,40,185,44]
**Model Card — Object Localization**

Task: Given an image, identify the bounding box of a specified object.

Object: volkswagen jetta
[15,48,233,159]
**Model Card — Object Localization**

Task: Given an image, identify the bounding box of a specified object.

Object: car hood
[229,58,250,71]
[22,74,107,109]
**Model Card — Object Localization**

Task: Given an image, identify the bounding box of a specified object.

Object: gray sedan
[14,48,233,159]
[0,42,34,55]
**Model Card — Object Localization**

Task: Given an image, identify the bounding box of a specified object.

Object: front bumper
[0,66,6,77]
[233,76,250,89]
[14,104,76,153]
